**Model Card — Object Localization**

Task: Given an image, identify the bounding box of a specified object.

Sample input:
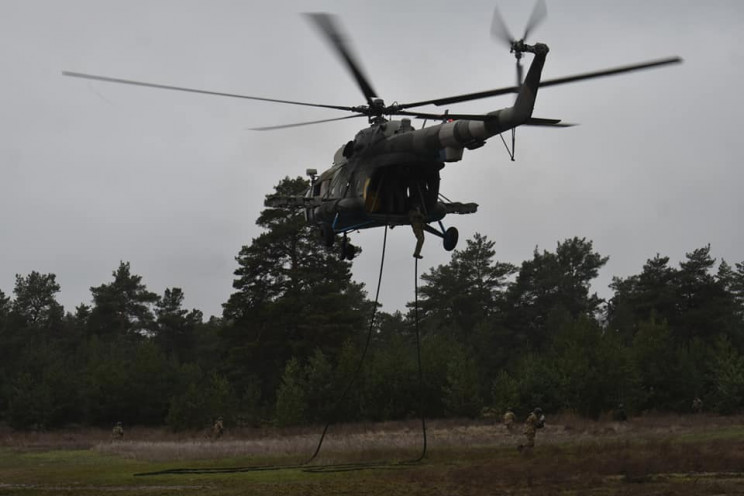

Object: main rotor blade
[62,71,356,112]
[249,114,365,131]
[396,110,493,121]
[399,84,518,109]
[395,110,573,127]
[522,0,547,41]
[397,56,682,109]
[305,13,378,106]
[490,4,515,46]
[537,57,683,89]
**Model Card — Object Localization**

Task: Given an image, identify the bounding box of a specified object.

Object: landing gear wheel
[339,236,357,260]
[443,227,459,251]
[341,242,357,260]
[319,223,334,248]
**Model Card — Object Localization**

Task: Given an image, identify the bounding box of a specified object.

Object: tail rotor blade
[516,60,523,86]
[491,5,515,46]
[522,0,547,41]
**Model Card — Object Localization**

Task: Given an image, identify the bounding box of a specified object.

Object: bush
[274,358,308,427]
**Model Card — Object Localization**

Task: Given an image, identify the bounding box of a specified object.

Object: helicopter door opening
[364,166,440,215]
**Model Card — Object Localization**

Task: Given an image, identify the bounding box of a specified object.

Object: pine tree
[417,233,515,338]
[87,262,159,338]
[505,237,608,350]
[221,177,369,407]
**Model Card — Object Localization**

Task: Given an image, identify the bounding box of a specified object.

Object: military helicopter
[63,3,681,260]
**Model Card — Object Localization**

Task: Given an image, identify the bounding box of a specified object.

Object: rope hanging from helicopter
[305,224,388,463]
[409,256,428,463]
[306,225,429,465]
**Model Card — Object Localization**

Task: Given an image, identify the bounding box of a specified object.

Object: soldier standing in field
[212,416,225,439]
[503,407,517,433]
[519,407,544,450]
[112,421,124,440]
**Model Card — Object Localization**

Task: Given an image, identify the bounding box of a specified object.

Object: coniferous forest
[1,177,743,431]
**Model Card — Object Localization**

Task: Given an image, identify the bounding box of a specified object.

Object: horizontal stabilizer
[525,117,576,127]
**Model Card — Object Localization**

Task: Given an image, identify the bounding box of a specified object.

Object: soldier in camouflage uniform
[212,416,225,439]
[112,421,124,440]
[519,408,544,450]
[408,206,425,259]
[503,408,517,433]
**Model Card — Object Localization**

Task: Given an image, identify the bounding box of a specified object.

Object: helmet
[534,407,542,414]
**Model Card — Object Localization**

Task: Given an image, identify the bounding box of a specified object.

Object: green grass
[2,416,744,495]
[675,424,744,443]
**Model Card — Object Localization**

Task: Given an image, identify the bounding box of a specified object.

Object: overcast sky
[1,0,742,318]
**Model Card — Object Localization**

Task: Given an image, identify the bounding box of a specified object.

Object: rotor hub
[510,40,546,56]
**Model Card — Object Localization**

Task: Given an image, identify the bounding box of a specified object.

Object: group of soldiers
[110,399,704,446]
[501,407,545,450]
[496,396,705,451]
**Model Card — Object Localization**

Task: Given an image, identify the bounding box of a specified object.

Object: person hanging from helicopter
[409,203,425,259]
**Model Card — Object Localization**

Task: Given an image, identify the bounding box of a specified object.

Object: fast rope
[305,224,389,463]
[308,225,428,464]
[409,256,428,462]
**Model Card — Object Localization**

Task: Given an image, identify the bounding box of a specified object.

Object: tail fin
[512,44,549,121]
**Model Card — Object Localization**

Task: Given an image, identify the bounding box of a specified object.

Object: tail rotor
[491,0,547,87]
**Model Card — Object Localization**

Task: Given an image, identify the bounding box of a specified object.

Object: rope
[305,225,388,463]
[406,256,427,463]
[135,460,408,477]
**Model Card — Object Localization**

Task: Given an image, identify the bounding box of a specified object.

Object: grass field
[2,414,743,495]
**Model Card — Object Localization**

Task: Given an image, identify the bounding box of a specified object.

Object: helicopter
[63,3,681,261]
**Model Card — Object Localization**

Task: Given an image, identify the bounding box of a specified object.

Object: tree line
[1,177,743,430]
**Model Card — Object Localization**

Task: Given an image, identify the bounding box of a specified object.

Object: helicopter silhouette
[63,3,681,261]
